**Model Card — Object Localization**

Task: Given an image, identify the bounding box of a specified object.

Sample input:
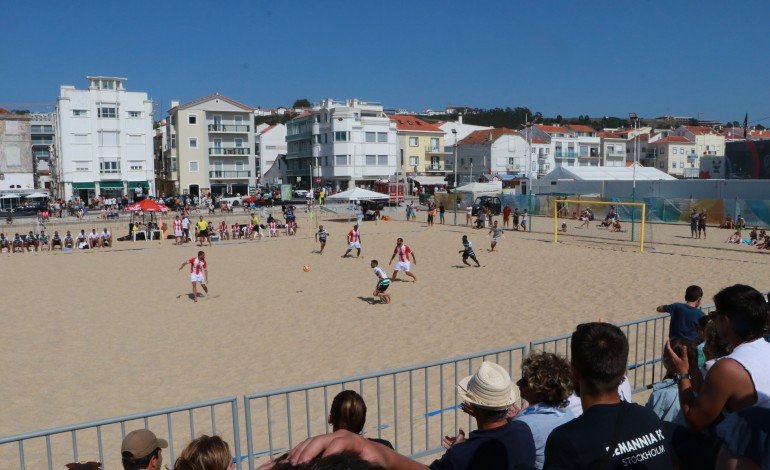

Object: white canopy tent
[540,164,676,181]
[454,181,503,195]
[25,192,49,199]
[325,187,390,202]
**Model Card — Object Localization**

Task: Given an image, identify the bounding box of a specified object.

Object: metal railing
[243,345,528,469]
[208,124,251,132]
[3,301,731,470]
[209,171,251,178]
[0,397,241,470]
[209,147,249,155]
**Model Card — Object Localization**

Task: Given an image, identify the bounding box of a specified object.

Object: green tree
[292,99,312,108]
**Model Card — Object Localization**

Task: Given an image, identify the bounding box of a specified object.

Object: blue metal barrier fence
[243,344,528,470]
[2,301,729,470]
[0,396,241,470]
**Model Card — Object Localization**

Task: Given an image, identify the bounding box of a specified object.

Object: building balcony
[605,151,625,158]
[209,147,249,156]
[209,171,251,179]
[506,164,525,173]
[424,163,444,172]
[99,171,123,179]
[554,151,577,159]
[208,124,250,133]
[32,138,54,145]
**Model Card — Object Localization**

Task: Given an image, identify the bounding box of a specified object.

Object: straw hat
[457,362,519,410]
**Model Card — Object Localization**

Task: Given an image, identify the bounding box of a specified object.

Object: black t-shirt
[663,303,705,342]
[544,402,673,469]
[430,420,536,470]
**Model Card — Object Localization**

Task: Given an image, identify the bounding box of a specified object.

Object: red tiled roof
[0,107,11,115]
[259,124,276,134]
[170,93,254,112]
[654,136,692,144]
[681,125,717,135]
[388,115,443,133]
[294,112,312,119]
[531,138,547,144]
[598,131,624,139]
[536,124,570,134]
[566,124,595,133]
[460,128,516,144]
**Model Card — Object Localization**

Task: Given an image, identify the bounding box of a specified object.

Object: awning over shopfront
[411,176,448,186]
[99,181,125,190]
[72,182,96,189]
[128,181,150,189]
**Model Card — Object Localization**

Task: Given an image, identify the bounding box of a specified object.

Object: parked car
[293,189,308,198]
[471,196,502,216]
[218,194,242,206]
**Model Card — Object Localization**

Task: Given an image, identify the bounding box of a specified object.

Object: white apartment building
[455,129,531,183]
[598,131,627,167]
[165,94,255,197]
[285,98,397,190]
[55,76,154,201]
[0,109,34,193]
[254,123,287,184]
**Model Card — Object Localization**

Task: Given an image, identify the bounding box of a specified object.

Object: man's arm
[389,251,396,264]
[666,342,744,432]
[656,305,668,313]
[280,430,427,470]
[179,260,188,271]
[411,251,416,264]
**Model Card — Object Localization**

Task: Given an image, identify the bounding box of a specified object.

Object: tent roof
[455,181,503,193]
[126,198,169,212]
[326,187,390,201]
[411,175,447,185]
[540,164,676,181]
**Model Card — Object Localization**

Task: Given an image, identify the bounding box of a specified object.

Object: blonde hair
[174,435,232,470]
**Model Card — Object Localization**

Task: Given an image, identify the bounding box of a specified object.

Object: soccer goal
[553,199,648,252]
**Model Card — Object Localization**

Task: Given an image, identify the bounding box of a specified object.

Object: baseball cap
[121,429,168,459]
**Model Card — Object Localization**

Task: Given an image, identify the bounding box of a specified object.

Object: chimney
[171,100,179,108]
[458,114,463,124]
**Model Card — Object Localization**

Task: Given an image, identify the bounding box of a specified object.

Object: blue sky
[1,0,769,124]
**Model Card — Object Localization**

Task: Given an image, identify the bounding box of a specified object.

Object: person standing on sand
[460,235,481,267]
[466,203,473,226]
[690,209,698,238]
[488,219,504,251]
[503,204,512,228]
[343,224,362,258]
[370,260,391,304]
[698,208,707,239]
[389,237,417,282]
[179,251,208,302]
[315,224,330,254]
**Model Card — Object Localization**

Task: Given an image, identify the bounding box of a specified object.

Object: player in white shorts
[388,237,417,282]
[179,250,208,302]
[343,224,362,258]
[173,215,184,245]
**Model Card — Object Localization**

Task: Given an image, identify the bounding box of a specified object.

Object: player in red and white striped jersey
[178,251,208,302]
[388,237,417,282]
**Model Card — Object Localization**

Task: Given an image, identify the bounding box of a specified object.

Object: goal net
[553,199,651,252]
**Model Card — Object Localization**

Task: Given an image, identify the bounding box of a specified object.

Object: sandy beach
[1,208,768,459]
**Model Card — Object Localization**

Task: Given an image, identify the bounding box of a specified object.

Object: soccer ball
[303,265,311,272]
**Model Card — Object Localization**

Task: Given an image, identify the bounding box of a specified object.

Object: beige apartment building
[163,94,254,197]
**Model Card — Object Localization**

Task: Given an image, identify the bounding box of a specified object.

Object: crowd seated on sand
[63,283,769,470]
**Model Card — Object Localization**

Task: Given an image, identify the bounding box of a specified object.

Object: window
[430,138,439,150]
[354,113,360,121]
[335,155,347,165]
[100,160,120,173]
[73,110,87,117]
[366,155,377,165]
[377,155,388,166]
[170,135,176,149]
[189,138,198,149]
[365,132,376,142]
[409,156,419,167]
[188,114,197,125]
[129,161,144,171]
[99,131,119,146]
[672,162,677,168]
[98,107,117,118]
[170,157,177,171]
[679,147,684,154]
[75,161,90,171]
[334,131,349,142]
[235,138,243,148]
[128,111,142,118]
[313,134,321,144]
[409,137,419,147]
[189,161,199,172]
[324,156,328,166]
[378,132,387,142]
[660,148,665,155]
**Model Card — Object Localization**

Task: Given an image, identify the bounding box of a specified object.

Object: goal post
[553,199,647,252]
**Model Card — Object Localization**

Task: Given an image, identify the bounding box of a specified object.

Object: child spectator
[645,339,699,426]
[656,285,705,342]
